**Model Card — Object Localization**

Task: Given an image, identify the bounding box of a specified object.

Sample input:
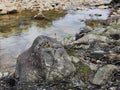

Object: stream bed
[0,8,110,73]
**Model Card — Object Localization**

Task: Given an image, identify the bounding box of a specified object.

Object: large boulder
[15,35,75,83]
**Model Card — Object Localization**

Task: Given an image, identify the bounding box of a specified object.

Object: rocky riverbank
[0,0,112,15]
[0,0,120,90]
[0,20,120,90]
[64,23,120,90]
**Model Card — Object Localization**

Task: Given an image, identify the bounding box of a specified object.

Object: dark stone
[15,35,75,83]
[90,50,106,59]
[110,34,120,40]
[110,0,120,8]
[7,10,17,14]
[75,30,85,40]
[110,0,120,4]
[75,27,92,40]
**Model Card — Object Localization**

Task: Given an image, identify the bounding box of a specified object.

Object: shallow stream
[0,9,110,72]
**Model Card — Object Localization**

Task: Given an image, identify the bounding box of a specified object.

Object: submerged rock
[15,35,75,83]
[33,12,46,20]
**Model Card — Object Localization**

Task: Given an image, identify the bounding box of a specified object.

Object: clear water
[0,9,110,72]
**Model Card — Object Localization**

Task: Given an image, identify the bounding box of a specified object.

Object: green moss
[75,62,92,75]
[67,49,76,56]
[73,61,94,83]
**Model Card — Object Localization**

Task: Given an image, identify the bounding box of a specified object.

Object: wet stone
[15,35,76,83]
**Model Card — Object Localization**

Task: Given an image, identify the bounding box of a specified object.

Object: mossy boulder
[15,35,75,83]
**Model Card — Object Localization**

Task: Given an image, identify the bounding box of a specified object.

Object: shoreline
[0,0,112,15]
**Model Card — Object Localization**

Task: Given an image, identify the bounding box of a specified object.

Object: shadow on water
[0,9,110,73]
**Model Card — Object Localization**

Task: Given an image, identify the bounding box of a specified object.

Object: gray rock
[72,34,107,45]
[91,28,106,34]
[105,26,120,40]
[117,9,120,14]
[71,56,80,63]
[105,15,119,25]
[15,35,75,83]
[91,64,118,85]
[90,50,106,59]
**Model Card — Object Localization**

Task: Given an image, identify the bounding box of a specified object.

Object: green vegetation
[67,48,76,56]
[74,62,94,79]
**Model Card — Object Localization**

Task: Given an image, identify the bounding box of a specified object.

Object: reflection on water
[0,9,110,72]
